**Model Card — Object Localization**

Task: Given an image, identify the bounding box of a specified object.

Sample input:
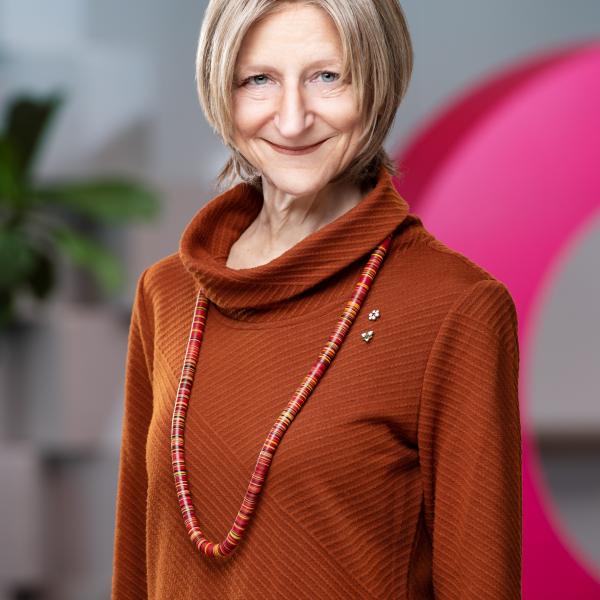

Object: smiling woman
[197,0,413,195]
[230,4,365,203]
[111,1,523,599]
[225,3,381,268]
[196,0,413,270]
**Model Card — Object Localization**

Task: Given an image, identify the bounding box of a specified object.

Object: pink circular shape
[393,41,600,599]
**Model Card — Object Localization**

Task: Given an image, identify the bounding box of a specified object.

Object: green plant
[0,93,160,330]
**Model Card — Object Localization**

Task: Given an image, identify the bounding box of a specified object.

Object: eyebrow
[237,58,342,72]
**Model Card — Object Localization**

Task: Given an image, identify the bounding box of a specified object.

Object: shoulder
[134,252,196,324]
[386,213,517,334]
[141,251,191,294]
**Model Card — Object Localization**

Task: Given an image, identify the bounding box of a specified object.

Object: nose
[274,81,314,138]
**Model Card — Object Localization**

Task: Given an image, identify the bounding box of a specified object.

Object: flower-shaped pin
[368,308,380,321]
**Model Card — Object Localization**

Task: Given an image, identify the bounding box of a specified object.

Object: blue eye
[247,74,269,86]
[318,71,340,83]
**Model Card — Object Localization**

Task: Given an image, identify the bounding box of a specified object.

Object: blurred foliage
[0,93,160,330]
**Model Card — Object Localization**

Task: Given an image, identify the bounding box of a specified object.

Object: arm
[111,268,155,599]
[417,279,522,599]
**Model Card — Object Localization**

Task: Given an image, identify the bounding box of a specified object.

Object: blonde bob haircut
[196,0,413,192]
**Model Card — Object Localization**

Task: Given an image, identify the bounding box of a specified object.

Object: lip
[265,138,328,155]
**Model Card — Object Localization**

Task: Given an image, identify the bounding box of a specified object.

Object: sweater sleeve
[417,279,522,599]
[111,268,155,600]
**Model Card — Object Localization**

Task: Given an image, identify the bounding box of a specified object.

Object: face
[231,2,365,197]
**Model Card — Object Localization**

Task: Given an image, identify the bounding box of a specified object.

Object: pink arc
[394,40,600,599]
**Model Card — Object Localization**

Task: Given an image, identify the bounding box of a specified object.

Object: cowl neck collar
[178,165,410,318]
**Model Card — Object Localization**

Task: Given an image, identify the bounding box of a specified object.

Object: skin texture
[228,2,367,269]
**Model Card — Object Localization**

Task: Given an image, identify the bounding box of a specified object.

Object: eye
[316,71,340,83]
[241,74,271,86]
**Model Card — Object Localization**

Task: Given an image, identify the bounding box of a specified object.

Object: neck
[233,177,365,265]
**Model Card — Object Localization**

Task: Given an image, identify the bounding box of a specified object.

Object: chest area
[150,297,425,478]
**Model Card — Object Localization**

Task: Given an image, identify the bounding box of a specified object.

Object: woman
[111,1,522,599]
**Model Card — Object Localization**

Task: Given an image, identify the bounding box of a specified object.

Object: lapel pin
[361,330,374,342]
[368,308,380,321]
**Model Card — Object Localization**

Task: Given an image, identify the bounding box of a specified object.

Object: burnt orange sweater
[111,166,522,599]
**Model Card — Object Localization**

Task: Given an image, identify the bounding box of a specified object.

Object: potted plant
[0,92,160,331]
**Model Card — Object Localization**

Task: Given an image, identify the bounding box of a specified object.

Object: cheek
[232,94,273,135]
[318,93,362,133]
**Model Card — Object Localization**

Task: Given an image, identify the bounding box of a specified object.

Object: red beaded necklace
[171,232,394,559]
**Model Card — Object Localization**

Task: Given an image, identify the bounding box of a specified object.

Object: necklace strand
[171,233,394,559]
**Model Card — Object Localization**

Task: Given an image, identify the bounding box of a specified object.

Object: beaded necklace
[171,232,393,559]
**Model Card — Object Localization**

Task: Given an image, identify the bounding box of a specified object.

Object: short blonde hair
[196,0,413,192]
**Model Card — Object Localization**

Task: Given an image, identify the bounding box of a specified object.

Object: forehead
[236,3,343,67]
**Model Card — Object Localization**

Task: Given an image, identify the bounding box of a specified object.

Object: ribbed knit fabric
[111,166,522,599]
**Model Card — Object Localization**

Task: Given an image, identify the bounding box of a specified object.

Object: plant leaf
[35,179,160,224]
[0,227,37,289]
[0,290,16,331]
[26,251,56,299]
[5,94,64,183]
[51,225,125,294]
[0,136,21,207]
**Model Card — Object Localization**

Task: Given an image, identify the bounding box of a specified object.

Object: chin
[262,166,332,197]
